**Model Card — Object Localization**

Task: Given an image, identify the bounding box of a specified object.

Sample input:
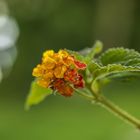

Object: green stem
[96,95,140,130]
[75,88,140,130]
[75,88,95,101]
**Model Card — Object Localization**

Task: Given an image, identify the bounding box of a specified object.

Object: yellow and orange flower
[32,50,86,97]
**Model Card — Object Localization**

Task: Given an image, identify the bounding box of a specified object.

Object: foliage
[26,41,140,109]
[24,40,140,130]
[25,81,53,110]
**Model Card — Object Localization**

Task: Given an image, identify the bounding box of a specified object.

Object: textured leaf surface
[99,48,140,67]
[89,47,140,93]
[91,64,140,93]
[25,81,53,110]
[94,64,140,78]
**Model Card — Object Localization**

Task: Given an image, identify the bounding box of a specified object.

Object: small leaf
[78,41,103,56]
[83,40,103,63]
[87,40,103,59]
[25,81,53,110]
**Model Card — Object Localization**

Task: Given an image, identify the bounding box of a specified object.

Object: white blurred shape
[0,1,19,83]
[0,35,14,48]
[0,46,17,78]
[0,16,7,27]
[0,15,19,51]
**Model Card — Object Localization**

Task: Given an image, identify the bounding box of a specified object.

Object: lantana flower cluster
[32,50,86,96]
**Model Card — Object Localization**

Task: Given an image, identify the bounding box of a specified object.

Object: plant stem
[74,88,95,101]
[75,88,140,130]
[96,95,140,130]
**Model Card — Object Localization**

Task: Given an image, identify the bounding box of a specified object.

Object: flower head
[32,50,86,97]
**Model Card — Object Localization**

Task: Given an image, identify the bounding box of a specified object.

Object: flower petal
[54,65,67,78]
[43,50,54,57]
[37,78,50,88]
[32,64,45,77]
[74,60,86,69]
[43,56,56,69]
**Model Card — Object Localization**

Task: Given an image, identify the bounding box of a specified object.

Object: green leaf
[89,47,140,93]
[87,40,103,60]
[25,81,53,110]
[91,64,140,93]
[78,40,103,57]
[94,64,140,78]
[99,47,140,67]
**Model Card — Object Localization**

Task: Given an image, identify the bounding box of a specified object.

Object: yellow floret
[54,65,67,78]
[32,64,44,77]
[43,50,54,58]
[42,70,54,79]
[42,56,56,69]
[37,78,50,88]
[62,56,74,66]
[58,50,69,58]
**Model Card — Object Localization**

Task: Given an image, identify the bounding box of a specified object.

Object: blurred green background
[0,0,140,140]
